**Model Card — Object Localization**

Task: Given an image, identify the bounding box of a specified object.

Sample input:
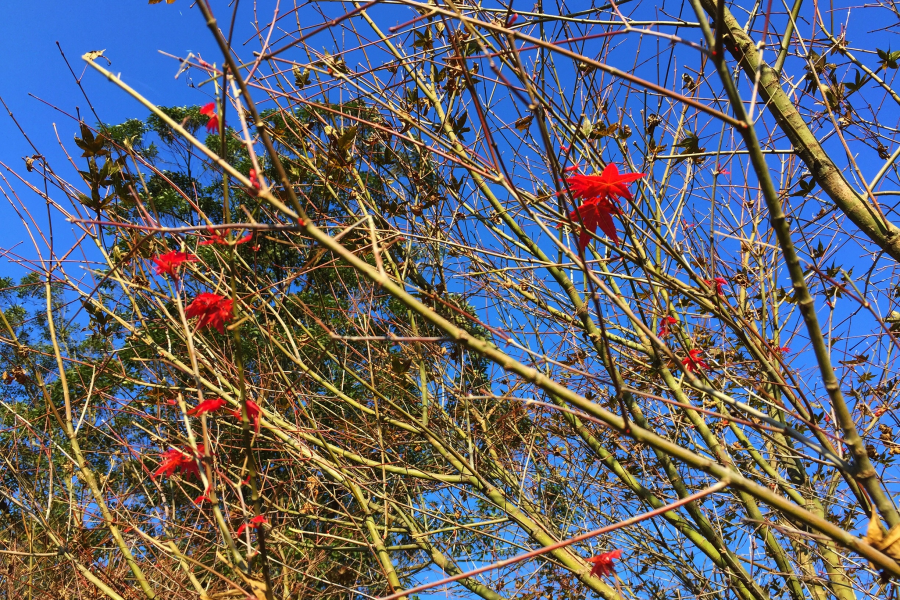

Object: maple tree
[2,1,900,600]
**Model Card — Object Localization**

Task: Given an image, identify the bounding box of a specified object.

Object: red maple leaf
[568,197,622,250]
[588,549,622,578]
[236,515,268,536]
[230,399,262,433]
[185,293,234,334]
[658,316,678,338]
[187,397,227,416]
[152,445,205,480]
[681,349,709,373]
[152,251,197,278]
[564,163,646,202]
[152,449,187,479]
[201,102,219,133]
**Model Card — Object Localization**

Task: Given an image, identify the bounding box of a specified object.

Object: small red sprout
[236,515,268,536]
[198,227,253,246]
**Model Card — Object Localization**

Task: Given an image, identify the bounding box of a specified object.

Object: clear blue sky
[0,1,230,274]
[0,1,220,134]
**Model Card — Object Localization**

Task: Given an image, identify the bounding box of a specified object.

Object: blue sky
[0,1,216,130]
[1,1,898,595]
[0,1,227,275]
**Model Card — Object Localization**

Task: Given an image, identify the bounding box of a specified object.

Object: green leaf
[513,115,533,131]
[293,65,311,88]
[460,40,479,57]
[673,132,704,164]
[413,28,434,51]
[450,113,470,140]
[790,178,816,197]
[590,122,619,140]
[335,126,358,152]
[846,70,871,94]
[811,239,827,259]
[579,118,593,139]
[391,356,412,374]
[877,48,900,70]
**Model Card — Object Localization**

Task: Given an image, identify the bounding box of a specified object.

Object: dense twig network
[2,1,900,599]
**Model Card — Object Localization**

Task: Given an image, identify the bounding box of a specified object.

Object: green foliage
[146,105,209,142]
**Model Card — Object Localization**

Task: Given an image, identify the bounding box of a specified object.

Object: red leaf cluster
[152,445,205,480]
[706,277,727,296]
[563,164,645,250]
[187,398,227,416]
[681,349,709,373]
[152,251,197,278]
[568,197,622,250]
[658,316,678,338]
[200,102,219,133]
[185,293,234,333]
[566,164,645,203]
[230,399,262,433]
[588,549,622,578]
